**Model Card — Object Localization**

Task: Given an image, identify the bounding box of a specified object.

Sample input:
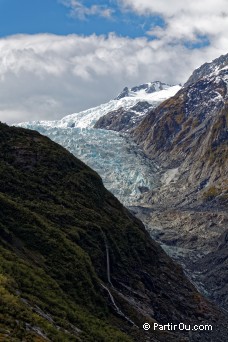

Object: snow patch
[162,168,179,186]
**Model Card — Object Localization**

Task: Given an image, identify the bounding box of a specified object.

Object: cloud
[0,33,227,125]
[60,0,114,20]
[118,0,228,47]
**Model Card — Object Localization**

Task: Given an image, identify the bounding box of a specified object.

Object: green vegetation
[203,186,220,199]
[0,123,133,341]
[202,185,228,204]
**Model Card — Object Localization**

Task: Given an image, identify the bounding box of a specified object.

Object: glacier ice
[17,83,180,205]
[19,123,159,205]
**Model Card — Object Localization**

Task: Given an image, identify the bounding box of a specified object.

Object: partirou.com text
[143,322,213,331]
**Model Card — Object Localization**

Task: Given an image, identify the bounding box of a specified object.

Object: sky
[0,0,228,124]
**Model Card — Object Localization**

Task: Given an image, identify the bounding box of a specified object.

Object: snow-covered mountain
[93,83,181,132]
[184,53,228,87]
[20,83,180,130]
[115,81,173,99]
[17,82,180,204]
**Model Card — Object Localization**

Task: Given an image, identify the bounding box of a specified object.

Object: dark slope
[0,122,227,341]
[192,228,228,310]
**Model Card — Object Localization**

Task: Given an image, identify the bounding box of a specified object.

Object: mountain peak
[184,52,228,87]
[115,81,171,100]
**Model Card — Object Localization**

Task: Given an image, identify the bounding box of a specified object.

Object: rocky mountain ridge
[132,53,228,207]
[184,53,228,87]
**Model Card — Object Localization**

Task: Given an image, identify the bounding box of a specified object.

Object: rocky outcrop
[195,229,228,310]
[94,102,151,132]
[184,53,228,87]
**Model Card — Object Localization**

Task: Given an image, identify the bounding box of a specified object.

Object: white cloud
[0,32,227,125]
[60,0,114,20]
[119,0,228,47]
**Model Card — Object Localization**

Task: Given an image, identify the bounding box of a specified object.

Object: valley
[2,122,228,341]
[10,53,228,341]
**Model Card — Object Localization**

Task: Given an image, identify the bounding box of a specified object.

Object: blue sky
[0,0,164,38]
[0,0,227,124]
[0,0,68,36]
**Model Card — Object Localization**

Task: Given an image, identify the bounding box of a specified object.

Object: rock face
[184,53,228,87]
[129,206,228,312]
[132,53,228,207]
[130,53,228,313]
[0,122,227,341]
[195,229,228,310]
[94,102,151,132]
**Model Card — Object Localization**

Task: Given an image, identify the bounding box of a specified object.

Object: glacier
[17,83,181,205]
